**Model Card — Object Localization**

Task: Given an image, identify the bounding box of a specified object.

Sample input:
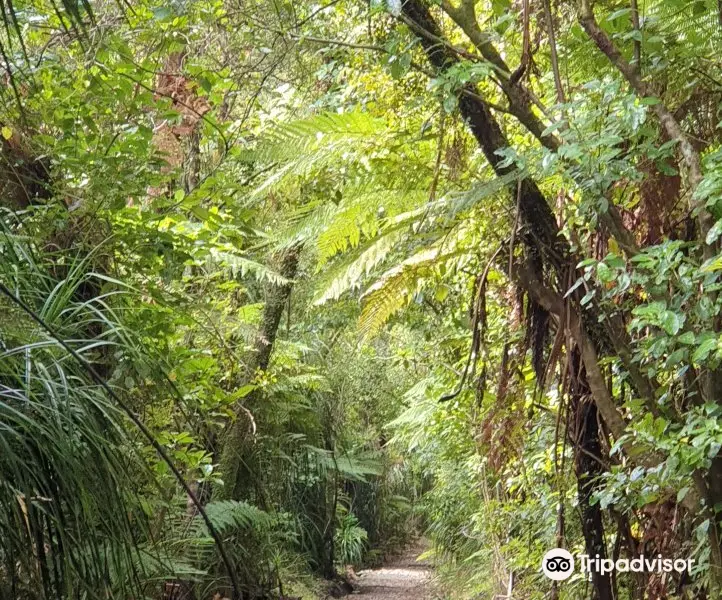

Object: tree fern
[206,249,291,286]
[259,111,387,164]
[309,447,384,482]
[358,245,473,340]
[310,169,518,306]
[315,186,428,265]
[246,111,391,196]
[647,0,722,47]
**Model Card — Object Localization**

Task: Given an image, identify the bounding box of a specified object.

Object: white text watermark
[542,548,694,581]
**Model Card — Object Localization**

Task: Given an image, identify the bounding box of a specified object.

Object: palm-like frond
[246,111,396,199]
[358,247,441,339]
[314,229,405,305]
[252,110,517,342]
[259,111,387,165]
[192,500,274,537]
[0,229,156,599]
[648,0,722,50]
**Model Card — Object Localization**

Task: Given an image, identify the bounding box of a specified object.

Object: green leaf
[706,219,722,245]
[693,336,719,363]
[659,310,683,335]
[581,290,595,305]
[606,7,632,21]
[230,384,256,400]
[152,6,172,20]
[678,331,696,345]
[442,94,458,113]
[191,206,210,221]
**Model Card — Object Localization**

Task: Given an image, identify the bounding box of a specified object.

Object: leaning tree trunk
[570,351,614,600]
[217,246,301,500]
[400,0,565,271]
[399,3,616,597]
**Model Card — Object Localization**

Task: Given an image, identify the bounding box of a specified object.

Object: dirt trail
[355,542,436,600]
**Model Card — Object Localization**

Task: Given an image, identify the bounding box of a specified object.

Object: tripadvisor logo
[542,548,695,581]
[542,549,575,581]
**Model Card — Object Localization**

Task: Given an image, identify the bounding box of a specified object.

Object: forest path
[354,541,437,600]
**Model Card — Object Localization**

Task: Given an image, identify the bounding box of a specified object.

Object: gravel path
[355,543,436,600]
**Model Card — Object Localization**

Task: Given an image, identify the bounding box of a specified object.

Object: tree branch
[578,0,715,256]
[542,0,566,103]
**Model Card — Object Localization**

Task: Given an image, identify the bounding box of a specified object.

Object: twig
[508,179,522,278]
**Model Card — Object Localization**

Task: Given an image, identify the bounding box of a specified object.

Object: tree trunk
[570,353,614,600]
[399,0,642,452]
[217,246,301,500]
[399,6,617,598]
[401,0,565,271]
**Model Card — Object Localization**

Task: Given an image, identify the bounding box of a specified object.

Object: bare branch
[542,0,566,103]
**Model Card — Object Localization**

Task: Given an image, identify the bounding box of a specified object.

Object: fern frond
[372,170,519,234]
[272,200,338,249]
[262,111,386,161]
[649,0,721,45]
[333,454,383,480]
[308,446,383,481]
[440,170,521,220]
[316,187,427,265]
[277,371,330,392]
[205,249,291,285]
[192,500,273,536]
[358,230,475,339]
[316,200,365,262]
[358,247,439,339]
[312,170,517,310]
[314,229,404,305]
[247,111,390,195]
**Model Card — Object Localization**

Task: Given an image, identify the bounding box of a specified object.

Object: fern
[246,111,391,196]
[307,446,384,481]
[274,199,338,250]
[206,249,291,286]
[192,500,273,536]
[357,247,442,339]
[316,186,427,264]
[648,0,721,46]
[312,171,518,306]
[262,111,386,160]
[314,229,404,305]
[387,379,444,450]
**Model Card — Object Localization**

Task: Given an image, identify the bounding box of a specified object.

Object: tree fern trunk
[217,245,301,501]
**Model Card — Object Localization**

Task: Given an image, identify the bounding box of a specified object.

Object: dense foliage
[1,0,722,599]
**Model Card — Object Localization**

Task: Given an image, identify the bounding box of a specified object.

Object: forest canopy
[0,0,721,599]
